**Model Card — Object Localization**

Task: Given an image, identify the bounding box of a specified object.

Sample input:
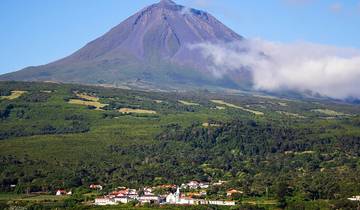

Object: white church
[166,188,235,206]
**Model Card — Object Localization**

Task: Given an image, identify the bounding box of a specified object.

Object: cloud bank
[190,39,360,99]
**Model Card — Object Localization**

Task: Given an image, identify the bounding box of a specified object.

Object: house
[94,197,116,206]
[208,200,236,206]
[176,196,198,205]
[143,187,155,196]
[199,190,207,196]
[110,190,126,197]
[114,196,132,204]
[89,184,103,190]
[166,193,178,204]
[110,188,138,200]
[188,181,200,189]
[226,189,243,197]
[56,190,67,196]
[182,181,200,189]
[348,195,360,201]
[199,182,210,189]
[138,195,161,204]
[127,189,139,199]
[213,180,227,186]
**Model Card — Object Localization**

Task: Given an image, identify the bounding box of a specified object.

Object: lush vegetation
[0,81,360,210]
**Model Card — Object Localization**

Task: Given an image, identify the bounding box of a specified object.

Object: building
[199,182,210,189]
[348,195,360,201]
[138,195,161,204]
[227,189,243,197]
[94,197,116,206]
[127,189,139,199]
[208,200,236,206]
[187,181,200,189]
[114,196,132,204]
[213,180,227,186]
[110,188,138,199]
[89,184,103,191]
[166,193,178,204]
[166,187,235,206]
[143,187,155,196]
[56,190,67,196]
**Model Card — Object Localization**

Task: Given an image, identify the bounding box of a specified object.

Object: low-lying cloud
[190,39,360,99]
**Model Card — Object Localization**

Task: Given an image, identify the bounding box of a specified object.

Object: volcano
[0,0,251,90]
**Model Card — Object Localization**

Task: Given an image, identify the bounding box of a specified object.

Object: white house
[138,195,161,204]
[56,190,67,196]
[114,196,131,204]
[348,195,360,201]
[213,180,227,186]
[127,189,139,199]
[208,200,236,206]
[199,182,210,189]
[94,197,116,206]
[166,193,177,204]
[187,181,200,189]
[89,184,103,191]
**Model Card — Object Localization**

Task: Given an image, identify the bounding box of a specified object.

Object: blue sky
[0,0,359,74]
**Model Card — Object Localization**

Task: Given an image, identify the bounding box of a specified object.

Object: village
[51,180,360,208]
[88,180,242,206]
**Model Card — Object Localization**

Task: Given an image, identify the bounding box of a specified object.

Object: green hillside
[0,81,360,210]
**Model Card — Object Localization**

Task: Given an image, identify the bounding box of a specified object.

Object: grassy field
[119,108,157,114]
[67,92,108,110]
[178,100,200,106]
[75,92,101,102]
[276,111,305,118]
[312,108,348,116]
[68,99,108,110]
[210,99,264,115]
[0,90,27,100]
[0,193,69,202]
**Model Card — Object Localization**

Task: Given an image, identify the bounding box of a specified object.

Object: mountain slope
[0,0,251,89]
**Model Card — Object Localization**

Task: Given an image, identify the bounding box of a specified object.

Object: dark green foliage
[0,104,13,119]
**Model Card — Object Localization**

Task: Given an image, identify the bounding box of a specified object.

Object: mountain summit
[0,0,249,89]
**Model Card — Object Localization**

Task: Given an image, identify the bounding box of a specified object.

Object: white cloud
[189,39,360,99]
[180,6,192,15]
